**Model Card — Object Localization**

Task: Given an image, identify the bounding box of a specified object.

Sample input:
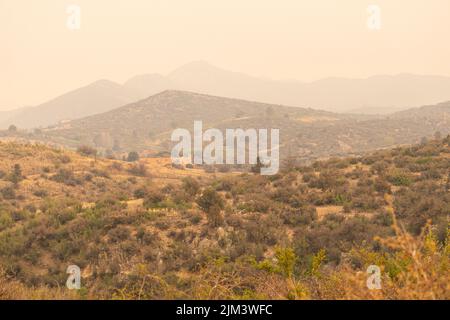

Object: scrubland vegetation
[0,136,449,299]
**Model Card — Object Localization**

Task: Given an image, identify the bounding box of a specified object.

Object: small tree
[7,125,17,133]
[196,188,224,213]
[275,247,298,278]
[206,204,224,227]
[196,188,225,226]
[182,177,200,197]
[127,151,140,162]
[9,164,23,186]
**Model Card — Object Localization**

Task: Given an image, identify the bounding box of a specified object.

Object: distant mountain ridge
[165,63,450,114]
[3,61,450,129]
[0,80,140,129]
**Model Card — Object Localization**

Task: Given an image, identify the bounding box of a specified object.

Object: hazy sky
[1,0,450,110]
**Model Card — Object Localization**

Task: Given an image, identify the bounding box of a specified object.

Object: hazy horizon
[3,61,450,112]
[1,0,450,110]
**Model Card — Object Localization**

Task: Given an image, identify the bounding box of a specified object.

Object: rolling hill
[12,91,449,164]
[25,90,354,157]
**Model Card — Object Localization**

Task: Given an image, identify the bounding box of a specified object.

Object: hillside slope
[0,137,448,299]
[36,90,347,157]
[27,91,450,162]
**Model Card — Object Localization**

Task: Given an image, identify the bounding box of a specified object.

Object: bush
[189,213,202,225]
[9,164,23,185]
[77,145,97,157]
[127,151,140,162]
[51,168,80,186]
[133,187,148,199]
[196,188,224,214]
[136,228,159,245]
[182,177,200,197]
[128,162,147,177]
[205,205,224,227]
[388,172,412,186]
[108,226,130,243]
[1,187,16,200]
[143,190,165,208]
[282,206,317,226]
[0,212,13,231]
[33,189,48,198]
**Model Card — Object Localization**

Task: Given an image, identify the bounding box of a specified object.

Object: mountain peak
[144,89,215,100]
[90,79,122,88]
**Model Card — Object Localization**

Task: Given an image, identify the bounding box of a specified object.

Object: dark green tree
[196,188,225,226]
[7,125,17,133]
[9,164,23,185]
[127,151,140,162]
